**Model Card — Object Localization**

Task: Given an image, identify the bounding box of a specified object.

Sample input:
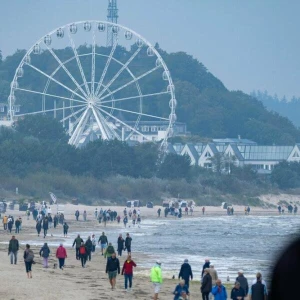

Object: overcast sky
[0,0,299,99]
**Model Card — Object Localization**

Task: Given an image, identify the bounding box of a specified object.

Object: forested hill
[1,47,300,145]
[252,90,300,128]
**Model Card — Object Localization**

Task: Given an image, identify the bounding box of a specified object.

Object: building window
[151,126,157,132]
[293,152,300,158]
[142,126,149,132]
[0,106,4,113]
[14,106,20,113]
[205,152,211,158]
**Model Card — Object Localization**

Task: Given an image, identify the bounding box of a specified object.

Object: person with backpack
[121,255,137,291]
[105,243,115,259]
[23,244,34,278]
[56,243,67,270]
[63,222,69,237]
[39,242,50,268]
[79,242,88,268]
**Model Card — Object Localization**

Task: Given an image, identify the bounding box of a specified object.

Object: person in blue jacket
[212,279,227,300]
[173,280,190,300]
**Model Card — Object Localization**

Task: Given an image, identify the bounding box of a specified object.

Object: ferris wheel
[8,20,177,150]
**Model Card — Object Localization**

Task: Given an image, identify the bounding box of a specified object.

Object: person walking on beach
[201,268,212,300]
[123,215,128,227]
[151,260,163,300]
[56,243,67,270]
[157,208,161,217]
[72,234,84,260]
[117,234,125,256]
[23,244,34,279]
[178,259,193,288]
[105,242,115,259]
[91,234,96,253]
[98,232,108,256]
[79,242,88,267]
[173,280,190,300]
[231,281,245,300]
[248,273,268,300]
[85,236,93,261]
[39,242,50,268]
[8,235,19,264]
[106,252,120,290]
[36,220,42,237]
[202,258,210,277]
[208,265,218,286]
[125,233,132,255]
[63,222,69,237]
[83,210,87,221]
[15,218,21,234]
[3,215,8,230]
[42,217,49,238]
[121,254,137,291]
[236,270,248,296]
[212,279,227,300]
[7,216,13,233]
[75,210,80,221]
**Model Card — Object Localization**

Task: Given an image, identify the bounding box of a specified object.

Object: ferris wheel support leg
[69,108,90,146]
[91,107,109,140]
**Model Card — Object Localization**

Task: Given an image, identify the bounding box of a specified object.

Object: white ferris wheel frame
[8,20,177,151]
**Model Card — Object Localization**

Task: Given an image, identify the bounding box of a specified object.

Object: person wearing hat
[178,259,193,288]
[150,260,163,300]
[236,270,249,296]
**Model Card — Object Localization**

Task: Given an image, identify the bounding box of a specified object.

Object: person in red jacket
[56,243,67,270]
[121,255,137,291]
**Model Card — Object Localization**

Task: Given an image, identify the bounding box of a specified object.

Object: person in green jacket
[150,260,163,300]
[105,243,115,259]
[72,234,83,260]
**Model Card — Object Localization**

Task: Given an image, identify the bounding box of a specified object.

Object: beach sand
[0,204,271,299]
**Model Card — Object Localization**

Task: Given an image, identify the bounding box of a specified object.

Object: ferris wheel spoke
[46,47,89,98]
[15,87,87,104]
[99,66,160,101]
[91,28,96,96]
[100,91,169,105]
[68,32,91,96]
[15,104,86,117]
[69,108,90,145]
[96,106,152,142]
[60,106,87,123]
[25,63,87,101]
[97,47,142,98]
[94,39,118,96]
[99,104,169,121]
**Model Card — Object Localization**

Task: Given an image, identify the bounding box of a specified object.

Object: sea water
[15,214,300,282]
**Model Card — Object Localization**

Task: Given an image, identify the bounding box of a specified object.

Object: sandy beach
[0,204,279,299]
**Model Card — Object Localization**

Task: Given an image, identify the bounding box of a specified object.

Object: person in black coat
[236,270,249,296]
[201,269,212,300]
[36,221,42,237]
[201,259,210,277]
[85,236,93,261]
[178,259,193,288]
[117,234,125,256]
[231,281,245,300]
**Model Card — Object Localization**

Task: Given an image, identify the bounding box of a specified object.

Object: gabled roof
[208,143,219,154]
[238,146,294,161]
[166,143,177,154]
[182,143,199,161]
[230,144,244,161]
